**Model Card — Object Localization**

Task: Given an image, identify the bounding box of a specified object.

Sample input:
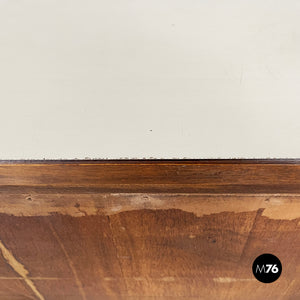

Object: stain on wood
[0,160,299,299]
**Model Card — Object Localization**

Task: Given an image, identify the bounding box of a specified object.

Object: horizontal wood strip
[1,160,300,193]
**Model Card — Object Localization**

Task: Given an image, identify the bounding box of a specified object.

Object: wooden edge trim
[0,159,300,194]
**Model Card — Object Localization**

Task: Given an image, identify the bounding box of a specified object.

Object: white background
[0,0,299,159]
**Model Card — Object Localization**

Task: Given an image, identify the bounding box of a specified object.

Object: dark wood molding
[1,159,300,194]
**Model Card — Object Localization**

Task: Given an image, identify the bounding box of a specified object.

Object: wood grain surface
[0,160,299,299]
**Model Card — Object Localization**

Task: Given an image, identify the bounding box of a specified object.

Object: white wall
[0,0,299,159]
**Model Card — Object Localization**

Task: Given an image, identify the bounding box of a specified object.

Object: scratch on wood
[48,223,87,300]
[282,279,296,296]
[0,277,69,280]
[213,277,255,283]
[0,239,45,300]
[239,208,265,260]
[107,215,129,293]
